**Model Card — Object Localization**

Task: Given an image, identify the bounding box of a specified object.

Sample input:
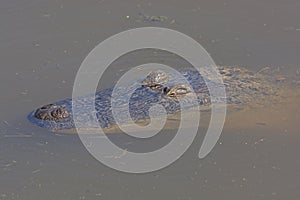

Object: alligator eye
[163,87,170,94]
[166,84,191,98]
[174,88,189,95]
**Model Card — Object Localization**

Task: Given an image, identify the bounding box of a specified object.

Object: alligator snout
[34,104,70,121]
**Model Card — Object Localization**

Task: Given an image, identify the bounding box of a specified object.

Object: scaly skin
[28,67,280,131]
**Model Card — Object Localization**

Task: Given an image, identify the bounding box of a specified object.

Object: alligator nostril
[34,104,70,121]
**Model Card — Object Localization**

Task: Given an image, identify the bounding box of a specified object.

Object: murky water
[1,0,300,199]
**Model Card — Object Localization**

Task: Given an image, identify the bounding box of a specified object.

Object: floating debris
[252,138,265,147]
[21,89,29,95]
[42,14,51,18]
[137,12,168,23]
[32,41,40,47]
[32,169,41,174]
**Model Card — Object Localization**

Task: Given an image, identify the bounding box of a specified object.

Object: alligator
[28,66,292,133]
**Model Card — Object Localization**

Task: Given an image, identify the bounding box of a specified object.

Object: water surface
[1,0,300,199]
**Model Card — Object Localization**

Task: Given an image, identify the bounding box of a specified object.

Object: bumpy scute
[28,66,290,131]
